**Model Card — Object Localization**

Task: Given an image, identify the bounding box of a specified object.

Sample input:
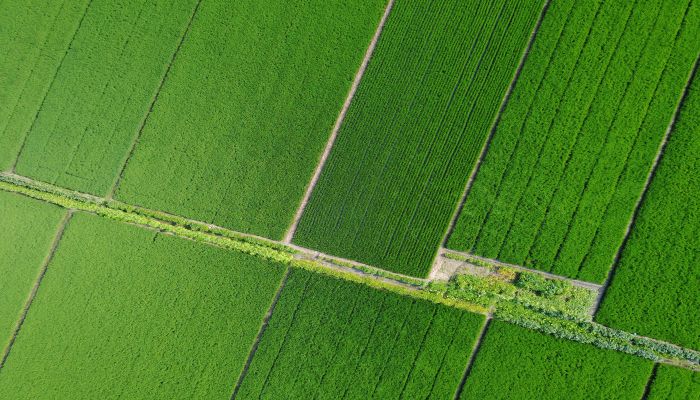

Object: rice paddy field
[0,0,698,398]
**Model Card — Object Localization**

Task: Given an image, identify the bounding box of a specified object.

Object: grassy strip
[0,174,697,370]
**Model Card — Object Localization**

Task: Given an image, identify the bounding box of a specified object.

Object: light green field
[0,212,285,399]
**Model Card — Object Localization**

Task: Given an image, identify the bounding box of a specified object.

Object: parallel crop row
[448,0,700,283]
[237,269,484,399]
[294,0,545,277]
[596,73,700,350]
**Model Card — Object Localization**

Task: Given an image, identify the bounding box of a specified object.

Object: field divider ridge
[640,363,660,400]
[452,315,492,400]
[107,0,204,199]
[0,172,699,371]
[0,210,73,372]
[428,0,552,280]
[282,0,396,243]
[592,53,700,316]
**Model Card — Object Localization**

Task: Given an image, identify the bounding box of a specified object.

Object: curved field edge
[0,173,698,371]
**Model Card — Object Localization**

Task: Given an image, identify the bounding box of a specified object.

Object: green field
[11,0,199,195]
[448,0,700,283]
[0,0,89,170]
[646,365,700,400]
[0,192,64,351]
[293,0,544,276]
[460,321,653,399]
[237,269,485,399]
[0,213,286,399]
[596,75,700,350]
[113,0,387,239]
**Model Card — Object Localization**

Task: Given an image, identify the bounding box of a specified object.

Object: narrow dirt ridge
[453,316,492,400]
[283,0,397,243]
[640,363,660,400]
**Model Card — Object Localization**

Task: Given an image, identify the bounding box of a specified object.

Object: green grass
[647,365,700,400]
[237,269,485,399]
[448,0,700,283]
[293,0,544,277]
[0,212,286,399]
[0,0,90,170]
[460,321,653,399]
[0,191,64,351]
[12,0,199,195]
[596,74,700,350]
[114,0,387,239]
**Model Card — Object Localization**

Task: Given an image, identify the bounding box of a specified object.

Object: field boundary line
[230,267,291,399]
[592,54,699,316]
[453,315,492,400]
[0,210,73,372]
[428,0,551,280]
[106,0,203,199]
[282,0,396,243]
[640,363,660,400]
[8,0,94,173]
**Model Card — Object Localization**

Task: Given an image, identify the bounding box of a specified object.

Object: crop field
[236,269,485,399]
[0,213,286,399]
[596,75,700,350]
[646,365,700,399]
[448,0,700,283]
[113,0,387,239]
[460,321,653,399]
[0,191,64,351]
[293,0,545,277]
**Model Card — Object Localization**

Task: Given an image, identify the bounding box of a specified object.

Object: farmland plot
[646,365,700,400]
[0,0,90,169]
[0,191,64,352]
[236,269,485,399]
[448,0,700,283]
[460,321,652,399]
[114,0,387,239]
[11,0,200,195]
[0,213,286,399]
[596,75,700,350]
[294,0,545,277]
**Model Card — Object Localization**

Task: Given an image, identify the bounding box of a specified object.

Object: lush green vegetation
[596,75,700,350]
[0,191,64,351]
[12,0,198,195]
[448,0,700,283]
[460,321,653,399]
[294,0,544,276]
[237,269,485,399]
[646,365,700,400]
[0,0,89,169]
[0,212,286,399]
[115,0,386,239]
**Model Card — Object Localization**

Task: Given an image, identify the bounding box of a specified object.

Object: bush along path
[0,172,698,371]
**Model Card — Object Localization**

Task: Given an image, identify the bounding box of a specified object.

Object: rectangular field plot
[460,321,652,399]
[448,0,700,283]
[0,213,286,399]
[114,0,387,239]
[646,365,700,400]
[596,75,700,350]
[12,0,199,195]
[0,191,64,352]
[293,0,544,277]
[0,0,89,169]
[236,269,485,399]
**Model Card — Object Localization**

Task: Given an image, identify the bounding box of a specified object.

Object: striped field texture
[448,0,700,283]
[114,0,387,239]
[460,321,653,399]
[0,192,64,352]
[596,74,700,350]
[294,0,544,277]
[237,269,484,399]
[0,213,286,399]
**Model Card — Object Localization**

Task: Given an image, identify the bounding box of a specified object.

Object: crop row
[294,0,545,277]
[448,0,700,283]
[237,269,484,399]
[596,72,700,350]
